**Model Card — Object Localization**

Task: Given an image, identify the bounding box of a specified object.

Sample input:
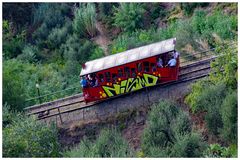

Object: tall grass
[73,3,97,38]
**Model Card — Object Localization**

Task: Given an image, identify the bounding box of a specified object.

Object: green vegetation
[64,128,134,157]
[2,2,237,158]
[113,3,146,33]
[204,143,237,158]
[73,3,97,38]
[3,107,61,157]
[185,43,237,156]
[180,3,209,16]
[141,100,206,157]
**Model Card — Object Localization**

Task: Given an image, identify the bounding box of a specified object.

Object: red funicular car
[80,37,179,103]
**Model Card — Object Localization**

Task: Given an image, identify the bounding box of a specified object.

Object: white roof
[80,37,176,76]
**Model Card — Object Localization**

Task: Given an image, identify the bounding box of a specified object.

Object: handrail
[25,86,80,102]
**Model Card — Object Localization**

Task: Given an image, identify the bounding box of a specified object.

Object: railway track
[25,57,215,123]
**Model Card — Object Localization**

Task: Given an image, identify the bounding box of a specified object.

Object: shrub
[147,3,167,21]
[191,10,207,34]
[171,110,192,138]
[47,20,72,49]
[3,58,78,107]
[3,115,61,157]
[17,44,39,63]
[110,29,154,54]
[61,34,97,75]
[33,4,69,44]
[2,104,23,128]
[170,133,206,157]
[98,3,118,26]
[142,100,178,151]
[113,3,146,33]
[186,81,231,136]
[64,128,133,157]
[185,79,211,113]
[220,90,237,144]
[142,100,206,157]
[175,19,201,51]
[73,3,97,38]
[210,43,237,89]
[180,3,209,16]
[61,34,95,63]
[206,11,237,40]
[3,59,26,111]
[204,143,237,158]
[3,20,25,59]
[195,82,226,135]
[89,47,105,60]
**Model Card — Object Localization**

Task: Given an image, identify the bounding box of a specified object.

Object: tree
[220,90,237,144]
[3,20,26,59]
[3,59,26,111]
[32,3,71,49]
[210,43,237,89]
[3,115,61,157]
[113,3,146,33]
[141,100,206,157]
[3,3,35,30]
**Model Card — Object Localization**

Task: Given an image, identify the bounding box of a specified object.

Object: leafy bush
[2,104,23,128]
[186,43,237,138]
[3,115,61,157]
[113,3,146,33]
[89,47,105,60]
[142,100,179,151]
[170,133,206,157]
[3,58,80,107]
[187,82,226,135]
[180,3,209,16]
[142,100,205,157]
[32,4,71,48]
[47,20,72,49]
[73,3,97,38]
[204,143,237,158]
[220,90,237,144]
[110,29,154,54]
[62,35,94,63]
[3,20,26,59]
[3,59,26,111]
[210,43,238,89]
[147,3,167,21]
[205,11,237,40]
[175,19,201,51]
[98,3,118,26]
[64,128,133,157]
[61,34,97,75]
[185,79,211,113]
[17,44,39,63]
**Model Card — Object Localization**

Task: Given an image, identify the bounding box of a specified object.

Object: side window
[136,63,142,72]
[131,68,136,77]
[98,74,104,83]
[151,63,156,72]
[112,73,117,83]
[143,62,150,72]
[117,68,123,78]
[105,72,111,82]
[124,67,130,78]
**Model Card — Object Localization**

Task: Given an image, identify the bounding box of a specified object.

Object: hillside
[2,2,238,158]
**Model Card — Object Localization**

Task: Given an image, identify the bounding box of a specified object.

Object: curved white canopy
[80,37,176,76]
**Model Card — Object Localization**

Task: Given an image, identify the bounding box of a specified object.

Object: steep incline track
[25,57,215,123]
